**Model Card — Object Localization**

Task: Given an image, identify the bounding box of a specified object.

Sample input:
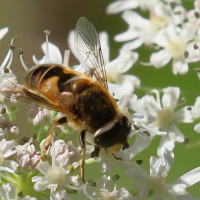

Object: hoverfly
[1,17,131,182]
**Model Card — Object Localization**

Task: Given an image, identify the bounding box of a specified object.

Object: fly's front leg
[79,130,86,183]
[112,153,122,161]
[29,116,67,171]
[91,146,101,158]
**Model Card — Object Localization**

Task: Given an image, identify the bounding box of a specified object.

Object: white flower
[0,183,37,200]
[114,3,186,51]
[82,175,135,200]
[16,143,40,169]
[114,6,169,50]
[32,136,83,198]
[0,121,19,140]
[131,87,193,156]
[0,139,18,177]
[106,49,140,95]
[50,140,80,169]
[185,0,200,37]
[126,149,200,199]
[0,107,19,140]
[33,41,63,65]
[149,24,198,74]
[0,37,20,107]
[50,188,71,200]
[126,112,166,158]
[32,161,83,198]
[32,31,71,68]
[27,106,51,127]
[106,0,159,14]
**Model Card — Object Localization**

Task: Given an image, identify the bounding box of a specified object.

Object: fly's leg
[112,153,122,161]
[29,116,68,171]
[91,146,100,158]
[79,130,86,183]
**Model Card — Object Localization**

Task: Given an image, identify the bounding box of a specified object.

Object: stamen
[195,12,200,18]
[63,50,70,67]
[194,0,200,18]
[184,51,189,58]
[83,182,96,200]
[184,136,189,144]
[136,160,144,164]
[150,89,161,108]
[194,68,200,80]
[44,30,50,63]
[0,36,17,72]
[112,174,120,181]
[5,46,13,70]
[18,48,29,71]
[64,183,84,191]
[177,97,186,105]
[194,44,199,49]
[167,1,177,35]
[120,95,129,108]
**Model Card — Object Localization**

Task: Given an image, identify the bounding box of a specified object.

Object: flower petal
[114,29,140,42]
[174,107,193,123]
[67,30,76,56]
[0,183,15,200]
[33,42,62,65]
[162,87,180,109]
[157,134,175,158]
[106,1,139,14]
[168,166,200,190]
[150,49,171,68]
[125,165,147,182]
[0,27,8,40]
[194,123,200,133]
[172,60,188,75]
[121,38,144,50]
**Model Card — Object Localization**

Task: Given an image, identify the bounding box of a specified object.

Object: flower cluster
[107,0,200,75]
[0,0,200,199]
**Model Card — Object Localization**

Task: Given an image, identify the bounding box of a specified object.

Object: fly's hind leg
[29,116,68,171]
[79,130,86,183]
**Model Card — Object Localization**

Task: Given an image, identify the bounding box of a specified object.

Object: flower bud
[27,106,51,127]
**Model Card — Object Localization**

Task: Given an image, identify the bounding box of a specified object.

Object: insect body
[2,17,131,182]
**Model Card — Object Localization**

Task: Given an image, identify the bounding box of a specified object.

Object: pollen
[150,15,169,31]
[146,175,165,195]
[96,188,115,200]
[154,107,175,128]
[165,36,186,58]
[106,69,119,83]
[46,166,67,186]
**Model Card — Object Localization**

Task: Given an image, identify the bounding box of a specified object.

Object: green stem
[6,106,17,121]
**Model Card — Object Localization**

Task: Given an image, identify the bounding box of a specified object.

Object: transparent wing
[74,17,108,89]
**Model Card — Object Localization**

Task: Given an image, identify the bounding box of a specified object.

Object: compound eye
[94,116,131,149]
